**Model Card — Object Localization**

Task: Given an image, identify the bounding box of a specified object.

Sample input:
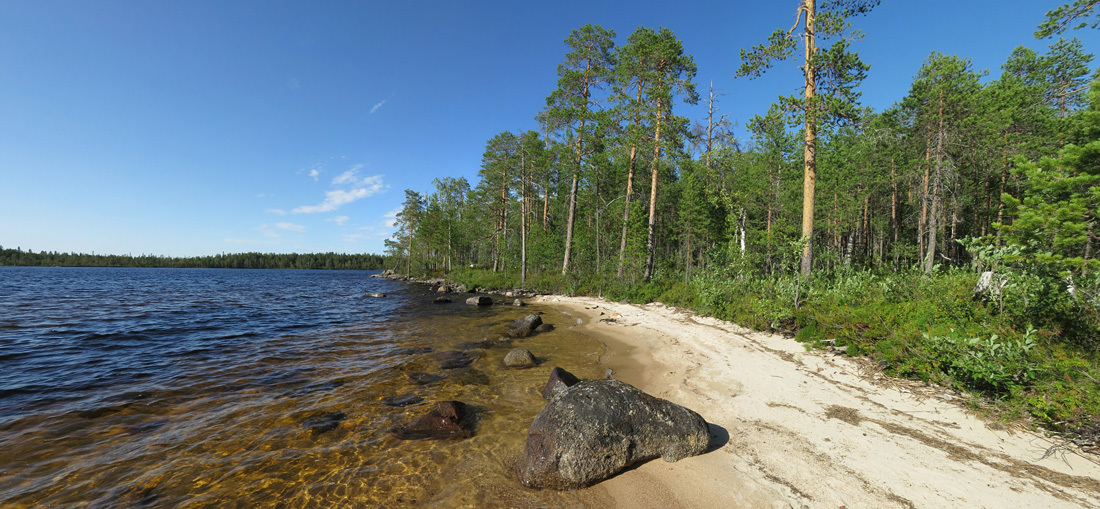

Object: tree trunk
[618,87,643,278]
[643,96,665,282]
[521,147,528,285]
[798,0,817,280]
[562,114,586,276]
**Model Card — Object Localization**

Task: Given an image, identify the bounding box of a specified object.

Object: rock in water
[503,348,536,368]
[380,393,423,407]
[391,401,474,440]
[466,296,493,306]
[365,292,386,298]
[517,379,710,490]
[513,299,525,307]
[509,314,543,338]
[534,324,555,333]
[541,367,581,400]
[301,411,347,436]
[435,350,479,369]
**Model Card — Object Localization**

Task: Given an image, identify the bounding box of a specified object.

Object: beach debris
[541,367,581,400]
[508,314,543,338]
[365,292,386,298]
[300,411,346,436]
[517,379,710,490]
[407,372,445,385]
[391,401,474,440]
[503,348,536,368]
[380,393,423,407]
[466,296,493,306]
[435,350,479,369]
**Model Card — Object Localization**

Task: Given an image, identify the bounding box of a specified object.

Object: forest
[385,2,1100,442]
[0,247,385,270]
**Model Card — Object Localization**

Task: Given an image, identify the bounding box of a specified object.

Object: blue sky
[1,0,1097,257]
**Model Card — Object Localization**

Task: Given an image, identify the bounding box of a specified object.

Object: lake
[0,267,608,507]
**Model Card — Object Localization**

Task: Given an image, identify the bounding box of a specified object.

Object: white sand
[532,295,1100,509]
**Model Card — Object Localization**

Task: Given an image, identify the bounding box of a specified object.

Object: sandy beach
[531,295,1100,509]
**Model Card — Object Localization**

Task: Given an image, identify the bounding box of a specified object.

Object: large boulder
[541,367,581,400]
[391,401,474,440]
[466,296,493,306]
[509,314,543,338]
[503,348,536,368]
[517,379,710,490]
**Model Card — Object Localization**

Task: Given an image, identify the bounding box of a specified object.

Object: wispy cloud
[370,100,386,114]
[382,207,401,228]
[343,233,368,242]
[308,168,321,181]
[327,215,350,226]
[274,222,306,233]
[293,166,387,214]
[266,208,287,215]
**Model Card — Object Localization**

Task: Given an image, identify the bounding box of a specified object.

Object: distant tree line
[0,247,385,270]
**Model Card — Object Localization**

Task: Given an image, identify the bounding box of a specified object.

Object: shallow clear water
[0,267,608,507]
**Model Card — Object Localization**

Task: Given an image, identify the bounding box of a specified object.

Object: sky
[2,0,1098,257]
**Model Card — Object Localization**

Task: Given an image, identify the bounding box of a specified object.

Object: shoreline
[532,294,1100,508]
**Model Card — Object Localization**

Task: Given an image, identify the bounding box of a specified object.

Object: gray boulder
[541,366,581,400]
[517,379,710,490]
[513,299,526,307]
[466,296,493,306]
[509,314,543,338]
[503,348,536,368]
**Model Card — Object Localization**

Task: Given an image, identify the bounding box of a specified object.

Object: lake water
[0,267,610,507]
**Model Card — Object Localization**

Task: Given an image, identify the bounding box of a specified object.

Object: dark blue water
[0,268,408,420]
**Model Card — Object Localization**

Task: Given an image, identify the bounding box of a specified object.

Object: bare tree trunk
[798,0,817,280]
[919,144,931,262]
[618,88,643,278]
[562,114,586,276]
[643,97,665,282]
[521,147,528,285]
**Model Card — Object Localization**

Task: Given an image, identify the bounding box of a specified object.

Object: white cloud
[266,208,287,215]
[370,100,386,114]
[331,164,367,186]
[293,179,386,214]
[308,168,321,181]
[382,206,401,228]
[274,222,306,233]
[327,215,350,226]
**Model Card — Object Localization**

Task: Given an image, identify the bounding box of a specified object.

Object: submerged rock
[435,350,479,369]
[394,346,433,356]
[451,368,491,386]
[407,372,445,385]
[534,324,555,333]
[454,338,496,350]
[300,411,347,436]
[503,348,536,368]
[466,296,493,306]
[517,379,710,490]
[541,367,581,400]
[381,393,424,407]
[391,401,474,440]
[434,296,452,304]
[508,314,543,338]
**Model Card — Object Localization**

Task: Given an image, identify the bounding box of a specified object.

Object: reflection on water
[0,268,609,507]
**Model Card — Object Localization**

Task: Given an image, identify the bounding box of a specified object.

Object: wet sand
[534,295,1100,509]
